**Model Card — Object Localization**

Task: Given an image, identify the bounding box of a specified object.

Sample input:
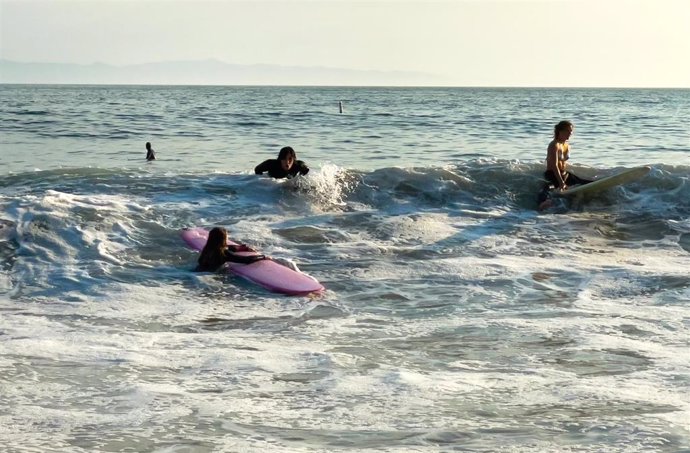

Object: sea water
[0,85,689,452]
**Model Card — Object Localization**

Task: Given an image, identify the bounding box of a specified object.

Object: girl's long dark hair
[554,120,573,138]
[198,227,227,267]
[278,146,296,160]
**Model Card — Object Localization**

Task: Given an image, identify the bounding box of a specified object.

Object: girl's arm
[254,159,272,175]
[223,251,266,265]
[546,142,566,189]
[229,244,255,252]
[295,160,310,176]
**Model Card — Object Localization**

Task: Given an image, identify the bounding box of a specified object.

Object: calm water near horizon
[1,84,689,452]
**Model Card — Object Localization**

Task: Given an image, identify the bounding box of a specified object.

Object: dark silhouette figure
[146,142,156,161]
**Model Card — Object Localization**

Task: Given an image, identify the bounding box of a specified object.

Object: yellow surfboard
[556,166,651,197]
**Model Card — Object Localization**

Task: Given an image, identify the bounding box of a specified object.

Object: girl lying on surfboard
[195,227,268,272]
[254,146,310,179]
[538,120,592,210]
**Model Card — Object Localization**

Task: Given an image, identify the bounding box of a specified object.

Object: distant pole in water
[338,101,343,114]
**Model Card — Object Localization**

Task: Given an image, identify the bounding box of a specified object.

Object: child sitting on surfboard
[255,146,310,179]
[196,227,267,272]
[538,120,592,210]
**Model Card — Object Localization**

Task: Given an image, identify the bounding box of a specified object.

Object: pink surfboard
[181,227,324,296]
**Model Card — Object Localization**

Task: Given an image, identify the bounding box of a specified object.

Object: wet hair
[198,227,228,267]
[146,142,151,149]
[554,121,573,138]
[278,146,296,161]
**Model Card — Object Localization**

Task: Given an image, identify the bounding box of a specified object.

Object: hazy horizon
[4,58,690,89]
[0,58,447,87]
[1,0,689,88]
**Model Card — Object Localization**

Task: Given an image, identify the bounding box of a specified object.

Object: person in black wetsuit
[145,142,156,161]
[195,227,267,272]
[254,146,309,179]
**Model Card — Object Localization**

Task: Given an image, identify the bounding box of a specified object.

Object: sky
[1,0,689,87]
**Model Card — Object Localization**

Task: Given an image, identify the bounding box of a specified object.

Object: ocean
[1,85,689,452]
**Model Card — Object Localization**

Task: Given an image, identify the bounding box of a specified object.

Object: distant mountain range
[0,59,446,86]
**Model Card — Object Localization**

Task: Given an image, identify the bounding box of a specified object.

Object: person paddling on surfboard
[195,227,267,272]
[538,120,592,210]
[254,146,310,179]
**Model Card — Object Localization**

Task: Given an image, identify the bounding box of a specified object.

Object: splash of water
[288,163,358,211]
